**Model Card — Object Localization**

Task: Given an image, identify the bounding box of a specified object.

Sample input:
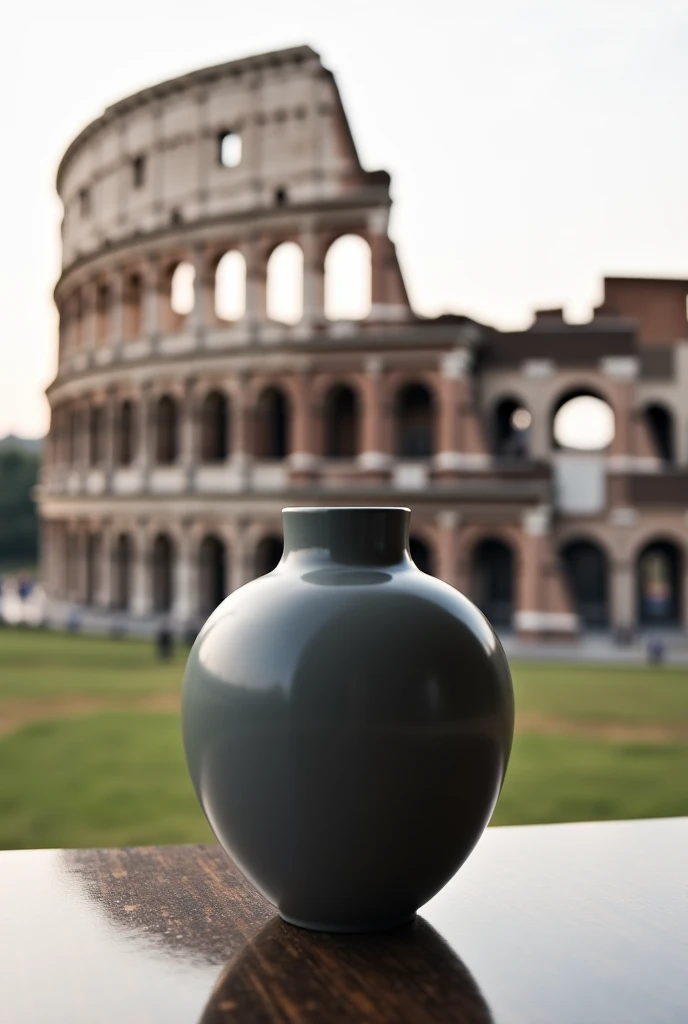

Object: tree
[0,445,40,569]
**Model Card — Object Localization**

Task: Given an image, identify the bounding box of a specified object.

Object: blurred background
[1,0,687,851]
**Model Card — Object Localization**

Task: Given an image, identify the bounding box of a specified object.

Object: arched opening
[85,533,100,606]
[199,535,227,617]
[395,383,435,458]
[409,535,435,576]
[323,385,359,458]
[155,395,179,465]
[324,235,372,321]
[552,390,615,451]
[255,535,283,578]
[494,397,531,459]
[152,534,174,614]
[201,391,229,463]
[636,540,682,628]
[214,251,246,322]
[644,404,675,464]
[266,242,303,325]
[561,539,609,629]
[255,387,289,459]
[470,538,515,629]
[117,400,136,466]
[88,406,105,466]
[170,261,195,319]
[112,534,132,611]
[124,273,143,340]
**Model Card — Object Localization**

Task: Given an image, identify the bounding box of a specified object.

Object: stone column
[243,236,266,333]
[180,379,199,489]
[98,522,112,609]
[436,350,470,475]
[289,373,318,479]
[189,244,208,343]
[104,388,116,489]
[143,256,160,342]
[76,527,89,605]
[435,510,460,588]
[82,282,97,354]
[231,381,252,486]
[138,382,153,485]
[231,520,253,590]
[301,228,324,327]
[109,268,124,354]
[611,558,635,639]
[515,508,548,639]
[173,523,196,626]
[131,521,151,618]
[358,358,390,478]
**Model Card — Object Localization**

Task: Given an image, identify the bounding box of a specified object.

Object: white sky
[2,0,688,438]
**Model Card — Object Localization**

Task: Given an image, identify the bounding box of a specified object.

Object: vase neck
[282,507,410,567]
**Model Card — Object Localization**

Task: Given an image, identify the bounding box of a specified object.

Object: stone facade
[39,45,688,639]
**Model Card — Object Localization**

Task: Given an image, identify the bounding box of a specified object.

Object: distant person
[647,637,665,665]
[156,623,174,661]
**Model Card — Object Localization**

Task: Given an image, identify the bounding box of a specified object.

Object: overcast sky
[2,0,688,438]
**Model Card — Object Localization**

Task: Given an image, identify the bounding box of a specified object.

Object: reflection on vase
[200,915,494,1023]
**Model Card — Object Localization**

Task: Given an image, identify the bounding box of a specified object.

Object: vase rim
[282,506,411,514]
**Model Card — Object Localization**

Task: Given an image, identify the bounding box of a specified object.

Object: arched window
[201,391,229,463]
[636,540,682,627]
[124,273,143,340]
[199,535,227,617]
[170,261,195,317]
[255,535,283,578]
[117,400,136,466]
[561,539,609,629]
[85,533,100,606]
[644,404,675,464]
[324,235,372,321]
[215,251,246,321]
[470,538,515,629]
[156,395,179,465]
[323,385,359,458]
[395,383,435,458]
[255,387,289,459]
[409,535,435,576]
[552,390,615,451]
[266,242,303,324]
[89,406,106,466]
[152,534,175,613]
[494,397,531,459]
[113,534,132,611]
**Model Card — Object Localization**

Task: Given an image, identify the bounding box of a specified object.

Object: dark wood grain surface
[0,818,686,1023]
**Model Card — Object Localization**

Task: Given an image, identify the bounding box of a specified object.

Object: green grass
[0,628,686,850]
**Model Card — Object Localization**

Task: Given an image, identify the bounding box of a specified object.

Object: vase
[182,506,514,933]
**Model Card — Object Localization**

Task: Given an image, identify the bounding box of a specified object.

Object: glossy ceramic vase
[182,506,514,933]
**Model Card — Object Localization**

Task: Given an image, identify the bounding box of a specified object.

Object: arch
[561,538,609,629]
[117,400,136,466]
[155,395,179,465]
[88,405,105,466]
[324,234,372,321]
[112,533,132,611]
[255,535,283,578]
[152,533,175,613]
[266,242,303,325]
[255,387,289,459]
[643,403,675,463]
[552,388,615,451]
[409,535,435,576]
[199,535,227,617]
[170,261,195,317]
[85,533,100,606]
[493,396,531,459]
[201,390,230,463]
[323,384,360,458]
[214,250,246,322]
[470,538,515,629]
[636,539,683,628]
[395,382,435,458]
[124,272,143,340]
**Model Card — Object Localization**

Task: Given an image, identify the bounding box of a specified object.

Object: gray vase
[182,506,514,933]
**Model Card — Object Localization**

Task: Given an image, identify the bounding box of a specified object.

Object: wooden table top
[0,818,685,1023]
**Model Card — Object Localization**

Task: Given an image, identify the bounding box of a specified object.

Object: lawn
[0,627,686,850]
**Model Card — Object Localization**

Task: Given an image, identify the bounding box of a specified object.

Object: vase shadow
[200,914,494,1023]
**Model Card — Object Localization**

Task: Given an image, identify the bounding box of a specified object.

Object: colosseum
[39,44,688,640]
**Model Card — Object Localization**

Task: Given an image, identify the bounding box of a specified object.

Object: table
[0,818,685,1023]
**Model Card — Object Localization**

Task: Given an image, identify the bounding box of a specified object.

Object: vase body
[182,506,514,932]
